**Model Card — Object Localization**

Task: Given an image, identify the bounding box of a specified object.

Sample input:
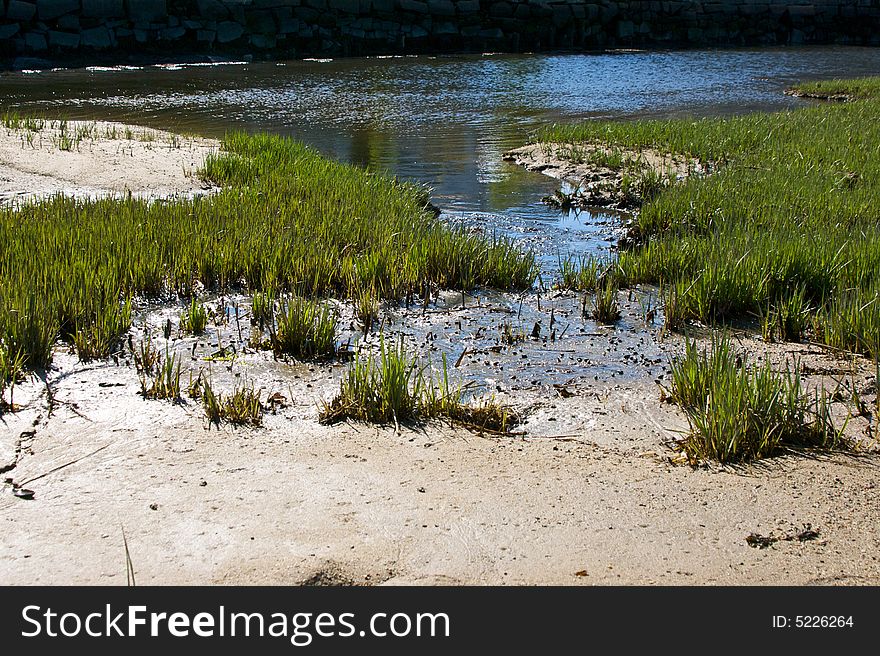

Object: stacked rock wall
[2,1,879,62]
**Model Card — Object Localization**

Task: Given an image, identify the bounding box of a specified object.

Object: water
[4,47,880,213]
[4,47,879,387]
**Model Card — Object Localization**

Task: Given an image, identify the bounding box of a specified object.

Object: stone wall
[2,1,880,63]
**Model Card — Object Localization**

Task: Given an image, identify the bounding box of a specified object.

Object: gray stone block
[295,6,318,20]
[159,25,186,39]
[24,31,48,50]
[215,20,245,42]
[250,32,276,47]
[196,0,229,20]
[488,1,514,18]
[6,1,37,22]
[48,29,79,47]
[36,0,78,21]
[427,0,454,16]
[127,0,167,23]
[82,0,126,18]
[399,0,428,14]
[57,13,79,28]
[0,23,21,39]
[329,0,360,12]
[81,24,113,47]
[278,15,300,32]
[432,20,457,34]
[617,19,634,38]
[245,9,275,31]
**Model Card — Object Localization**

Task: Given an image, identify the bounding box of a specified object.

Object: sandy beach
[0,120,218,205]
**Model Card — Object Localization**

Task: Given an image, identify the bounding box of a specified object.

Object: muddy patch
[503,142,706,210]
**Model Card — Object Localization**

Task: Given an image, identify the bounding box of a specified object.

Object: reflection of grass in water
[0,131,536,372]
[541,77,880,358]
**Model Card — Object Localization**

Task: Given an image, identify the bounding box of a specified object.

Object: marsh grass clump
[432,394,519,435]
[180,298,208,335]
[1,132,535,372]
[558,254,603,291]
[201,379,263,427]
[3,112,45,132]
[354,286,380,335]
[271,296,337,359]
[667,334,845,463]
[321,335,420,425]
[320,339,519,433]
[250,291,275,329]
[592,279,621,324]
[538,79,880,357]
[141,349,182,400]
[772,289,811,343]
[72,302,132,363]
[787,76,880,101]
[131,332,160,375]
[499,321,526,346]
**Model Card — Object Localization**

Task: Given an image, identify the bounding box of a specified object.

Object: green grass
[539,77,880,357]
[180,298,208,335]
[0,343,25,412]
[0,131,536,371]
[789,76,880,100]
[141,349,182,400]
[201,378,264,427]
[320,337,519,433]
[591,278,621,324]
[268,296,337,359]
[667,334,845,463]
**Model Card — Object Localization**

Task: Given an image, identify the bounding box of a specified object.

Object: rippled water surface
[4,47,880,216]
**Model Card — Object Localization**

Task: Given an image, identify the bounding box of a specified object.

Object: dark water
[3,47,880,270]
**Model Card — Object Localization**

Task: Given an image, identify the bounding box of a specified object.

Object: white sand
[0,120,219,205]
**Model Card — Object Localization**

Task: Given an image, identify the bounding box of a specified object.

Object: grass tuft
[592,279,621,324]
[141,349,182,400]
[270,296,337,359]
[202,378,263,427]
[666,334,846,463]
[180,298,208,335]
[320,339,519,433]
